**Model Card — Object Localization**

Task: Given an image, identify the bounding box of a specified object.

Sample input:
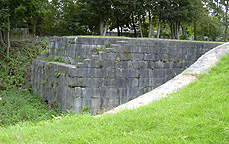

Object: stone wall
[31,37,221,114]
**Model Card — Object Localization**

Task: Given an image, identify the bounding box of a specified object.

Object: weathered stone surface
[32,37,222,115]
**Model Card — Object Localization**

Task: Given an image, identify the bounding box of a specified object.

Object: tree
[78,0,113,36]
[0,0,27,56]
[164,0,204,40]
[0,0,48,56]
[220,0,229,38]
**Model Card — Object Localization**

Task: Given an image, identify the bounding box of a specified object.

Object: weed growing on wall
[80,105,90,114]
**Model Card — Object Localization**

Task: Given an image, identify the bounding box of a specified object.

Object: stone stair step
[106,48,115,53]
[91,54,99,60]
[77,62,85,68]
[116,41,128,45]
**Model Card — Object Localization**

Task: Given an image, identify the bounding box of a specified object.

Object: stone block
[154,61,164,68]
[106,48,115,52]
[139,69,149,78]
[74,87,82,97]
[106,53,117,60]
[148,78,155,87]
[119,61,129,69]
[105,68,116,78]
[127,78,139,87]
[74,97,82,113]
[99,51,107,60]
[103,78,116,87]
[95,69,106,77]
[133,54,144,61]
[161,47,170,53]
[126,87,138,101]
[133,61,147,69]
[91,97,102,110]
[128,68,138,78]
[69,68,78,77]
[151,69,164,77]
[144,54,154,60]
[100,87,118,99]
[139,78,149,87]
[116,78,126,88]
[115,68,124,77]
[154,54,162,61]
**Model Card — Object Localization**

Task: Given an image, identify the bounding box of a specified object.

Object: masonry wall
[31,37,221,114]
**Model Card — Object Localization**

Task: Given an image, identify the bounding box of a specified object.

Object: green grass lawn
[0,53,228,143]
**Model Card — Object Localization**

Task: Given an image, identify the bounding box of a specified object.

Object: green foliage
[122,49,129,54]
[0,38,49,90]
[63,71,67,77]
[115,57,120,68]
[78,56,82,62]
[42,80,46,86]
[95,46,106,54]
[80,105,90,114]
[0,90,62,127]
[50,82,54,87]
[99,64,103,69]
[68,82,86,88]
[54,73,61,78]
[1,0,227,40]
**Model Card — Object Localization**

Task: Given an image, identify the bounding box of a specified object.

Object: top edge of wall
[48,36,224,44]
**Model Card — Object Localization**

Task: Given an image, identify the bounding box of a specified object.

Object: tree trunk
[224,1,228,37]
[194,22,197,40]
[103,19,108,36]
[148,11,152,38]
[139,18,143,38]
[117,17,120,36]
[1,30,5,43]
[0,30,5,45]
[100,20,104,36]
[176,21,180,40]
[156,18,161,38]
[132,12,137,38]
[181,23,187,38]
[7,7,10,57]
[170,24,175,39]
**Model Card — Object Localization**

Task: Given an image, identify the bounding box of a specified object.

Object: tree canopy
[0,0,228,56]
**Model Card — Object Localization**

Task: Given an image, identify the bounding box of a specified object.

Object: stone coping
[104,42,229,115]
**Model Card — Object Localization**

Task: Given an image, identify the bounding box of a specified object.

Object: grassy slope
[0,54,228,143]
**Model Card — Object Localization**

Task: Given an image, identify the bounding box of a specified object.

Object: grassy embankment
[0,41,228,143]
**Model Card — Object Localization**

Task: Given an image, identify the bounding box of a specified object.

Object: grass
[0,52,228,143]
[0,90,63,127]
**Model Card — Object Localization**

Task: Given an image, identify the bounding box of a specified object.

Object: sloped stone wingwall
[31,37,221,114]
